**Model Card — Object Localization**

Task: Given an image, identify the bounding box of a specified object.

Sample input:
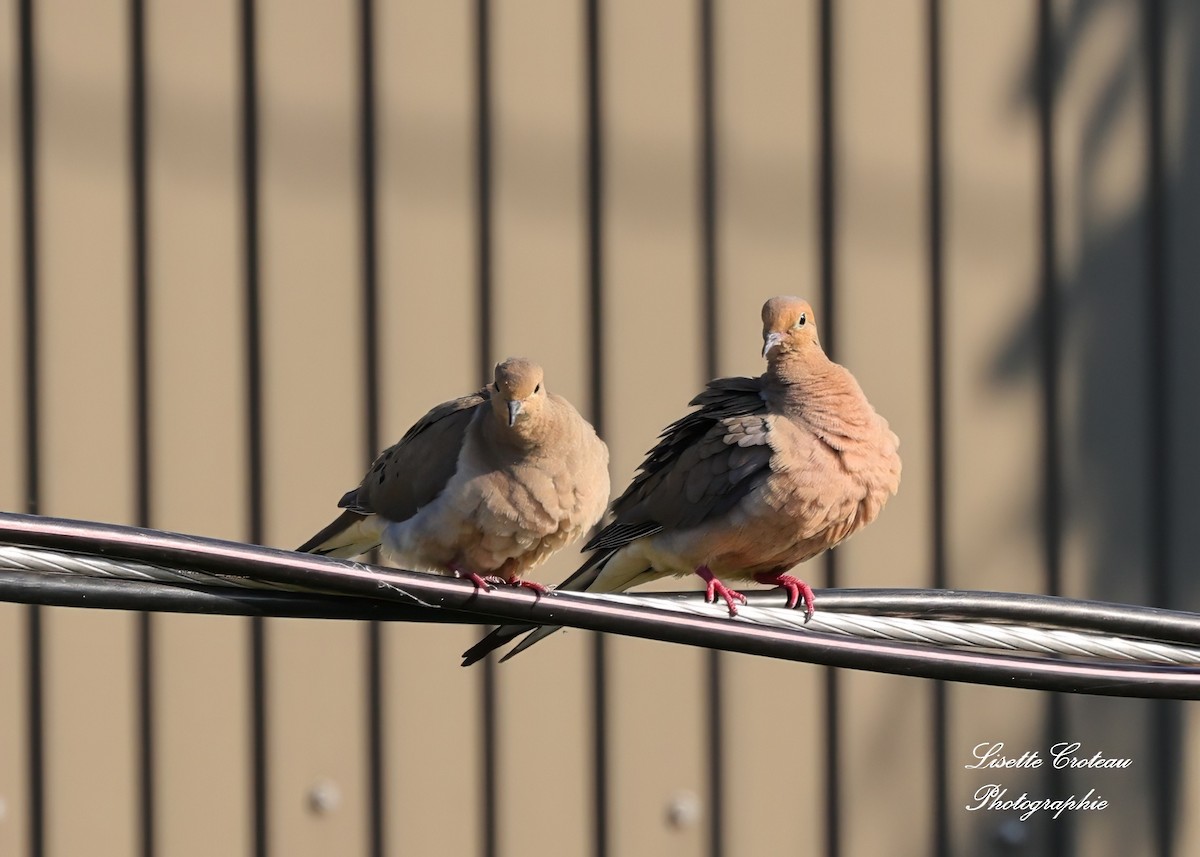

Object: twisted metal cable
[7,544,1200,665]
[614,593,1200,666]
[3,511,1200,698]
[0,544,287,589]
[7,540,1195,653]
[14,544,1195,662]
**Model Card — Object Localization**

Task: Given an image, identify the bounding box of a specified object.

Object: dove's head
[490,357,548,429]
[761,296,820,361]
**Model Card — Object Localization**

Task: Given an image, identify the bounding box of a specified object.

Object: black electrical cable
[736,588,1200,647]
[0,569,465,623]
[3,512,1200,699]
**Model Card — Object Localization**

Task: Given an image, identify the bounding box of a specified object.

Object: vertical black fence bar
[816,0,836,376]
[473,0,494,376]
[816,2,840,855]
[18,0,44,854]
[239,0,268,854]
[1035,3,1070,855]
[924,1,949,856]
[1142,3,1175,855]
[1034,0,1061,603]
[128,0,156,855]
[696,2,724,856]
[698,0,717,370]
[355,0,385,855]
[473,2,498,856]
[1142,0,1167,620]
[584,0,609,855]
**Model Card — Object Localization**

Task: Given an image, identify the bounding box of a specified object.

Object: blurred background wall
[3,0,1200,855]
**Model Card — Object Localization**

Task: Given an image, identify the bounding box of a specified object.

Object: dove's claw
[451,565,495,592]
[467,573,494,591]
[755,572,816,620]
[508,578,550,597]
[695,566,748,617]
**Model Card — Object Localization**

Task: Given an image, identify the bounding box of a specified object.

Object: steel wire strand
[3,511,1200,698]
[5,544,1199,664]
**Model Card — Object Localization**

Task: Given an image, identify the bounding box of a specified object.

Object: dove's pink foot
[754,572,815,620]
[449,564,494,592]
[695,565,748,616]
[507,577,550,596]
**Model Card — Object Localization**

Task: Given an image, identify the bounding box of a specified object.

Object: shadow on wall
[990,1,1200,854]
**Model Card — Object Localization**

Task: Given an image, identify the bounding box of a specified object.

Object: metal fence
[3,1,1199,856]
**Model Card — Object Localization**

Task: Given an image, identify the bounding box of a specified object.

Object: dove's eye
[793,313,807,329]
[534,383,542,393]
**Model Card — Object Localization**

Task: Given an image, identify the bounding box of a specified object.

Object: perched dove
[462,296,900,665]
[297,357,610,593]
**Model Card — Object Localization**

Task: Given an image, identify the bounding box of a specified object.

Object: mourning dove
[461,297,900,664]
[298,357,610,593]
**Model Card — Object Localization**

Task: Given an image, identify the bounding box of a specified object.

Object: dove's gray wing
[297,391,486,555]
[583,375,771,553]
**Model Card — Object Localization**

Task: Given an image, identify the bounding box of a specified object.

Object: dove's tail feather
[461,548,641,666]
[296,510,383,558]
[498,624,562,662]
[460,621,540,666]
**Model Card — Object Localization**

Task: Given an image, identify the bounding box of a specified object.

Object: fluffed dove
[297,357,610,594]
[461,296,900,665]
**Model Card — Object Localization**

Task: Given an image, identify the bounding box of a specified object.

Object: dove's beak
[762,331,784,359]
[507,400,524,427]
